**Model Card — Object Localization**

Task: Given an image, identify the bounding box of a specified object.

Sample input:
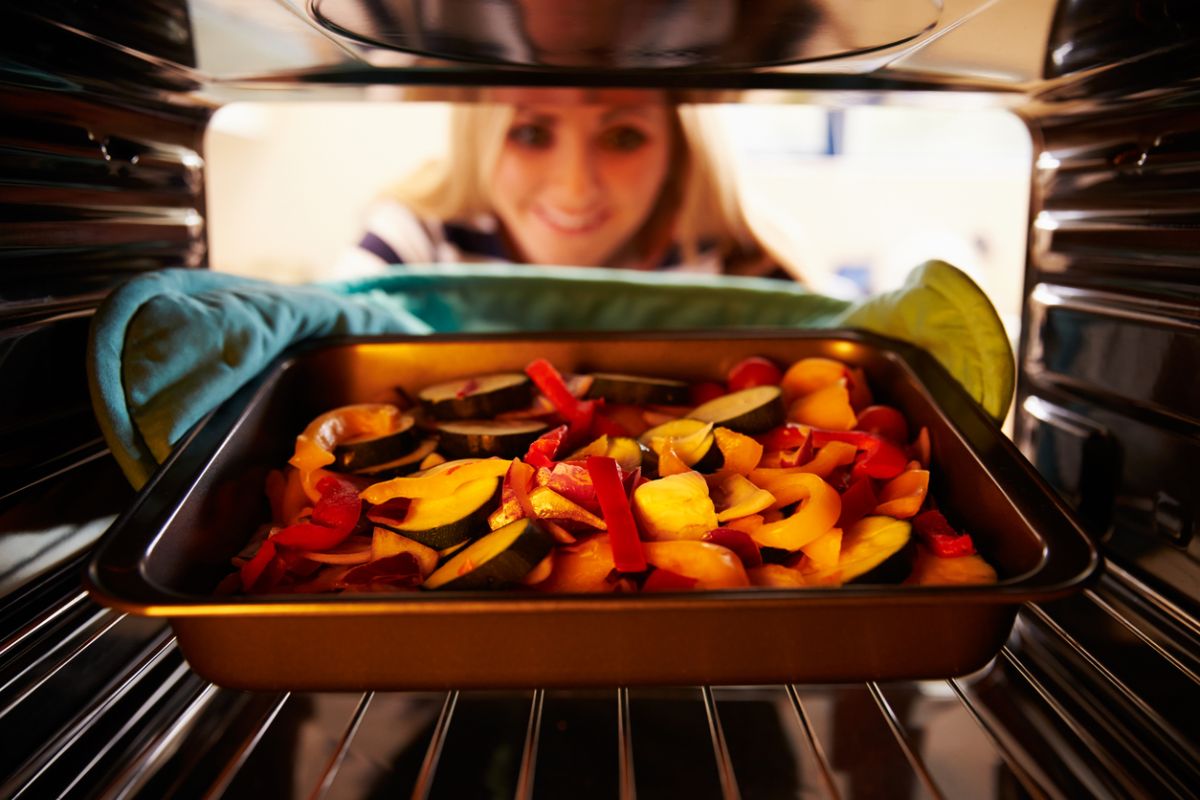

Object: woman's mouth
[534,205,610,234]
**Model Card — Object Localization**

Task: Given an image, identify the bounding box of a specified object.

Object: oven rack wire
[1,561,1197,800]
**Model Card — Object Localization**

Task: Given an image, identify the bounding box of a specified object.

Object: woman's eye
[600,126,648,152]
[508,124,553,149]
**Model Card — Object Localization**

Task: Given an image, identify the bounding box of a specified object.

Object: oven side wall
[1014,20,1200,610]
[0,5,210,597]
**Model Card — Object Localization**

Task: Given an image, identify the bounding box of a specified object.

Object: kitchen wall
[205,100,1031,335]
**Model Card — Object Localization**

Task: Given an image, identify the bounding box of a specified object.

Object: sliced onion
[298,536,374,564]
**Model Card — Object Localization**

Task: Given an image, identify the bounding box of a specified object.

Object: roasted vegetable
[688,385,786,434]
[232,353,1000,596]
[804,516,913,585]
[639,418,722,474]
[642,541,751,590]
[904,547,997,585]
[373,475,501,550]
[436,419,549,459]
[586,372,690,405]
[332,413,418,471]
[424,518,556,590]
[350,438,440,480]
[632,471,719,541]
[419,373,533,420]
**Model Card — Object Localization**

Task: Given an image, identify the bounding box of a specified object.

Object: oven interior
[2,1,1199,797]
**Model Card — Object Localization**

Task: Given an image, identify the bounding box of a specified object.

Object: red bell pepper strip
[855,405,910,443]
[341,552,423,587]
[589,411,629,438]
[703,528,763,568]
[271,474,362,550]
[622,465,648,495]
[240,539,278,592]
[758,423,809,451]
[586,455,647,572]
[642,568,699,592]
[913,510,977,558]
[836,478,878,529]
[810,430,907,482]
[366,497,412,528]
[727,356,782,391]
[524,424,568,470]
[525,359,594,429]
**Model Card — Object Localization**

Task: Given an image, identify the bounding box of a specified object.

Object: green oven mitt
[88,260,1013,489]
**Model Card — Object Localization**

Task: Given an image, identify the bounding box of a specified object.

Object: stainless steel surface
[307,0,940,70]
[3,0,1200,797]
[5,562,1199,798]
[1014,30,1200,612]
[18,0,1061,98]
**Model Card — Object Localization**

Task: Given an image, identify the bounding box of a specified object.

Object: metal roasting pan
[86,330,1101,690]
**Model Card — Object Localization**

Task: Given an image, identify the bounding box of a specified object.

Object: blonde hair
[384,97,799,278]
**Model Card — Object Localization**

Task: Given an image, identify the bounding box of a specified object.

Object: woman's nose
[548,134,601,204]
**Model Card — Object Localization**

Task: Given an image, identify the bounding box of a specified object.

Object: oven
[2,1,1198,797]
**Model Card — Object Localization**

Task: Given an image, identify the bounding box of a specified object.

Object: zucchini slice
[586,372,690,406]
[567,435,646,472]
[332,413,418,471]
[688,385,785,434]
[351,438,439,480]
[638,418,723,473]
[424,518,556,590]
[436,419,549,459]
[419,373,533,420]
[605,436,645,472]
[374,475,501,550]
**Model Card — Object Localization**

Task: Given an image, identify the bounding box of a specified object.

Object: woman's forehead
[488,88,667,108]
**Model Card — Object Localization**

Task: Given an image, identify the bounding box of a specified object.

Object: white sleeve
[361,201,445,265]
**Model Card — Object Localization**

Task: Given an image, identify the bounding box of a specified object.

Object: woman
[335,88,800,280]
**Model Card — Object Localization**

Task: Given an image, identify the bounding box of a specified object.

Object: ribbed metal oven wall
[0,4,209,592]
[1,3,1199,799]
[1014,42,1200,611]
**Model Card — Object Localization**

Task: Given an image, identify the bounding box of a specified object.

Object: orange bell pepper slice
[787,383,857,430]
[745,472,841,551]
[749,440,856,484]
[360,458,512,504]
[536,535,620,594]
[799,526,842,570]
[780,357,849,401]
[874,469,929,519]
[290,403,406,501]
[707,427,763,481]
[641,541,750,589]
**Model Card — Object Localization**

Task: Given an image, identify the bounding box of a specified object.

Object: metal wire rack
[2,559,1197,800]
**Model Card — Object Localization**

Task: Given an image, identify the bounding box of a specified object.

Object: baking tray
[85,330,1100,690]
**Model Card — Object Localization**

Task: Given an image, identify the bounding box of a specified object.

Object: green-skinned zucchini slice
[688,385,785,434]
[332,413,418,470]
[424,518,556,590]
[436,419,548,459]
[373,475,501,550]
[638,418,723,473]
[351,438,439,480]
[842,516,914,583]
[585,372,690,405]
[418,373,532,420]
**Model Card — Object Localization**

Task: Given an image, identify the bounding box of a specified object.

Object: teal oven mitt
[88,260,1013,489]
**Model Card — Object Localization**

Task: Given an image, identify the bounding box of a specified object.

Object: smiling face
[488,89,675,267]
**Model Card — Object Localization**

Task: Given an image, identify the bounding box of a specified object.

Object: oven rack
[1,562,1196,800]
